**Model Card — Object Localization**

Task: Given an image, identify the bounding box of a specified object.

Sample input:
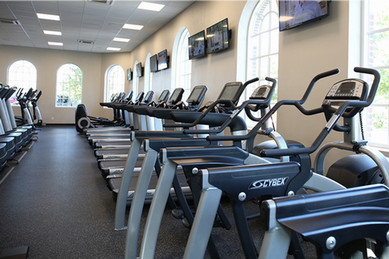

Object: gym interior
[1,1,389,258]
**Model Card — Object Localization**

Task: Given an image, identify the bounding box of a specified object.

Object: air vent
[87,0,114,5]
[78,39,95,45]
[0,18,20,25]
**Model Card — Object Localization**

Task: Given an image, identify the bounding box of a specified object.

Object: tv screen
[127,68,132,81]
[279,0,330,31]
[206,18,230,54]
[150,54,158,72]
[136,62,143,77]
[157,49,169,71]
[188,30,206,59]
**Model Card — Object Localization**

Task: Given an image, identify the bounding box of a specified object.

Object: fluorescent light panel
[137,2,165,12]
[48,41,63,46]
[43,30,62,36]
[107,47,121,51]
[37,13,60,21]
[123,23,144,30]
[113,37,130,43]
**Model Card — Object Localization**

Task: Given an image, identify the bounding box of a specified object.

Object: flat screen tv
[206,18,230,54]
[158,49,169,71]
[279,0,330,31]
[188,30,206,59]
[127,68,132,81]
[150,54,158,72]
[136,62,143,77]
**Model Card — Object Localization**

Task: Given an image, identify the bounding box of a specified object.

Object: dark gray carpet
[0,125,315,259]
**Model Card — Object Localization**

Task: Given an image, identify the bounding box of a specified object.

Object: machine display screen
[219,84,239,100]
[336,82,355,95]
[170,89,182,102]
[158,90,169,102]
[187,87,204,102]
[252,87,267,98]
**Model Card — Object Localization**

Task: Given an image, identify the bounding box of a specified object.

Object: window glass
[174,28,192,101]
[362,0,389,147]
[7,60,37,104]
[105,65,125,102]
[246,0,279,128]
[56,63,82,107]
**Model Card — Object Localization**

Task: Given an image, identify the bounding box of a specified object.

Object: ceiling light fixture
[107,47,121,51]
[48,41,63,46]
[113,37,130,43]
[43,30,62,36]
[137,2,165,12]
[123,23,144,30]
[37,13,60,21]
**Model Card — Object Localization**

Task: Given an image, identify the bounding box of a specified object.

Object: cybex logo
[249,177,289,189]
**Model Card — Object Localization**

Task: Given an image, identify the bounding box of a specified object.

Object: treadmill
[88,91,154,146]
[98,86,205,177]
[108,80,254,205]
[93,88,183,151]
[93,89,170,159]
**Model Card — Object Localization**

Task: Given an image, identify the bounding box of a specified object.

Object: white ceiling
[0,0,194,53]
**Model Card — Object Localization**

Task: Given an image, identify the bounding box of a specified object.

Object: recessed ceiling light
[137,2,165,12]
[48,41,63,46]
[113,37,130,43]
[107,47,121,51]
[43,30,62,36]
[37,13,60,21]
[123,23,144,30]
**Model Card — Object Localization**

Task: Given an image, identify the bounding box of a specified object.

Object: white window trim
[55,63,83,108]
[171,26,189,92]
[144,53,152,93]
[104,64,125,102]
[133,60,140,97]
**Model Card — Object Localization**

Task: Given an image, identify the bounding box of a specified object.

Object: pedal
[171,209,184,219]
[181,217,191,228]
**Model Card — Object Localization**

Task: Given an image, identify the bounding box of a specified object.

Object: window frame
[104,64,125,103]
[55,63,83,108]
[171,27,192,100]
[361,0,389,149]
[7,60,37,105]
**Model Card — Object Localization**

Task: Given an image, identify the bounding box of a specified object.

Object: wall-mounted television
[136,62,143,77]
[127,68,132,81]
[188,30,206,60]
[206,18,230,54]
[279,0,330,31]
[150,54,158,72]
[157,49,169,71]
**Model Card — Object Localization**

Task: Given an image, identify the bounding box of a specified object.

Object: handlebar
[183,77,277,135]
[164,78,259,129]
[206,68,340,146]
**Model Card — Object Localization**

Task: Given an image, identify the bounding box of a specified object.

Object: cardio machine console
[325,79,367,101]
[249,85,272,100]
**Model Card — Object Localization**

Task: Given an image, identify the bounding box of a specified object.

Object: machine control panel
[325,79,367,100]
[250,85,271,100]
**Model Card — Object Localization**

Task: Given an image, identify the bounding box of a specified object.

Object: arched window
[7,60,37,104]
[56,63,82,107]
[132,60,140,97]
[144,53,152,93]
[105,65,125,102]
[361,0,389,148]
[238,0,279,128]
[172,27,192,101]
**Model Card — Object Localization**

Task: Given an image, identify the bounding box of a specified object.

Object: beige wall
[127,1,246,102]
[0,45,134,123]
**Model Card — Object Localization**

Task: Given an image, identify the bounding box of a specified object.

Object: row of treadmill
[79,67,389,259]
[0,84,41,179]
